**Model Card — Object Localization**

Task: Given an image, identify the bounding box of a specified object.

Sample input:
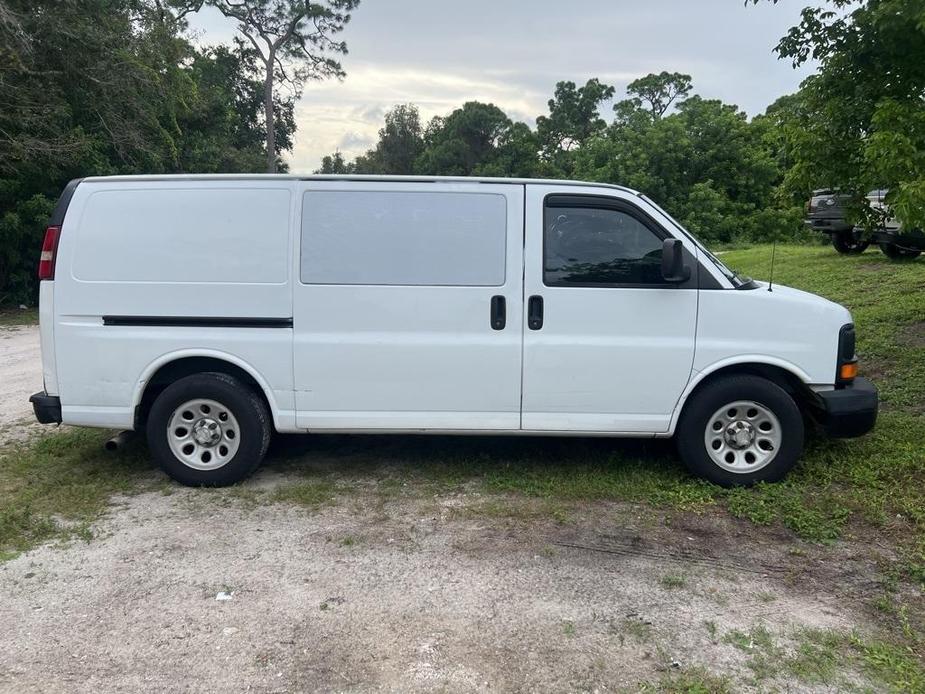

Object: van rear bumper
[815,378,878,438]
[30,391,62,424]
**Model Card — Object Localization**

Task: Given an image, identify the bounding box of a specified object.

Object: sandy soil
[0,324,890,692]
[0,325,45,444]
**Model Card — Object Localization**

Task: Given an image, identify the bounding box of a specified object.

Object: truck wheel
[879,242,921,260]
[146,372,271,486]
[831,231,869,254]
[676,375,804,487]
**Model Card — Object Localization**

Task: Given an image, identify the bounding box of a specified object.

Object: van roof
[78,173,639,195]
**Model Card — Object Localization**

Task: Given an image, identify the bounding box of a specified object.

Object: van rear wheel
[147,372,270,486]
[676,375,804,487]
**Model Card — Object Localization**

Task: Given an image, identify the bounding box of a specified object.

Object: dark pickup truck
[804,189,923,259]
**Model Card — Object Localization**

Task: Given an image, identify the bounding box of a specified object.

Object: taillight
[38,225,60,280]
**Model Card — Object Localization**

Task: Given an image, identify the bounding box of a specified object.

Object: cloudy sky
[187,1,814,172]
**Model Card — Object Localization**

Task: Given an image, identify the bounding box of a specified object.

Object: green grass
[0,429,155,559]
[270,478,337,508]
[659,573,687,590]
[787,628,842,685]
[712,623,925,691]
[0,306,38,327]
[639,667,731,694]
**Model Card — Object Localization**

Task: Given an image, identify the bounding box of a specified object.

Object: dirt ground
[0,325,895,692]
[0,326,44,444]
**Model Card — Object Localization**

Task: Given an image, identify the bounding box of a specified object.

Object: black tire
[879,242,921,260]
[146,372,271,486]
[831,231,869,254]
[676,375,804,487]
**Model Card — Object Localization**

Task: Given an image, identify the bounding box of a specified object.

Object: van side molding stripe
[102,316,293,328]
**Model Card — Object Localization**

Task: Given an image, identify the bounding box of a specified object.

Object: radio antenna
[767,241,777,292]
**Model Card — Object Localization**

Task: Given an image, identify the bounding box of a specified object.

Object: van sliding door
[293,182,524,431]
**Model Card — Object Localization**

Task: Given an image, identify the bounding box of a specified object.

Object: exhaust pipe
[105,430,135,452]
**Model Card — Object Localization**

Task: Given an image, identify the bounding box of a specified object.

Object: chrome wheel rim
[704,400,782,474]
[167,398,240,470]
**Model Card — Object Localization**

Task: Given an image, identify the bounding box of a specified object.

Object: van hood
[752,282,852,324]
[695,281,854,385]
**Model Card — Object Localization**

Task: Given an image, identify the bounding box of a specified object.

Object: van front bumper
[30,391,62,424]
[815,378,878,438]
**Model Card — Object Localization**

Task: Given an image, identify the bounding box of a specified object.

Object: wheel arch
[132,350,278,432]
[669,358,815,435]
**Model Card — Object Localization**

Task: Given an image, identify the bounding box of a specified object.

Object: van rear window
[300,191,506,286]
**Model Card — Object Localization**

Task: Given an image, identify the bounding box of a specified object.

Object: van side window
[544,204,666,286]
[301,191,506,286]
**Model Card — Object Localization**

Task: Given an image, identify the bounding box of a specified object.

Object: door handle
[490,295,506,330]
[527,295,544,330]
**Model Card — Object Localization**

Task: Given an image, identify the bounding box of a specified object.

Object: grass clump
[639,666,731,693]
[659,574,687,590]
[786,628,842,684]
[0,307,38,327]
[0,428,154,559]
[270,479,337,509]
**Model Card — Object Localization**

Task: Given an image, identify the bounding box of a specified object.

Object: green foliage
[318,151,352,174]
[623,71,693,119]
[762,0,925,229]
[575,94,801,244]
[0,0,297,305]
[0,193,54,304]
[415,101,541,177]
[177,39,297,173]
[535,78,614,172]
[331,104,425,175]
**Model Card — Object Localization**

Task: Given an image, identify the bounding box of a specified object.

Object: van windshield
[637,194,753,288]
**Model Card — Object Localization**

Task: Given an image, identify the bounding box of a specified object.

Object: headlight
[837,324,857,385]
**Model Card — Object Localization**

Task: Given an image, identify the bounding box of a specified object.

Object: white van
[30,175,878,487]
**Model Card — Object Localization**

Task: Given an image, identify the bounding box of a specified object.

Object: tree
[346,104,424,174]
[208,0,359,173]
[536,79,615,155]
[317,151,351,173]
[575,85,792,244]
[622,71,692,120]
[755,0,925,229]
[178,40,296,172]
[415,102,517,176]
[374,104,424,174]
[319,102,542,177]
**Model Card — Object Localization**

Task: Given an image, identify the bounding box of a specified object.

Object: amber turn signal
[840,362,859,381]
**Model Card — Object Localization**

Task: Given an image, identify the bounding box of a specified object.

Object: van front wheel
[676,375,804,487]
[146,372,271,486]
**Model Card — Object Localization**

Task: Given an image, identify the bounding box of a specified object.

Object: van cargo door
[293,181,524,431]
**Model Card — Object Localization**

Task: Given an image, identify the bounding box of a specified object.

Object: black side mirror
[661,238,691,283]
